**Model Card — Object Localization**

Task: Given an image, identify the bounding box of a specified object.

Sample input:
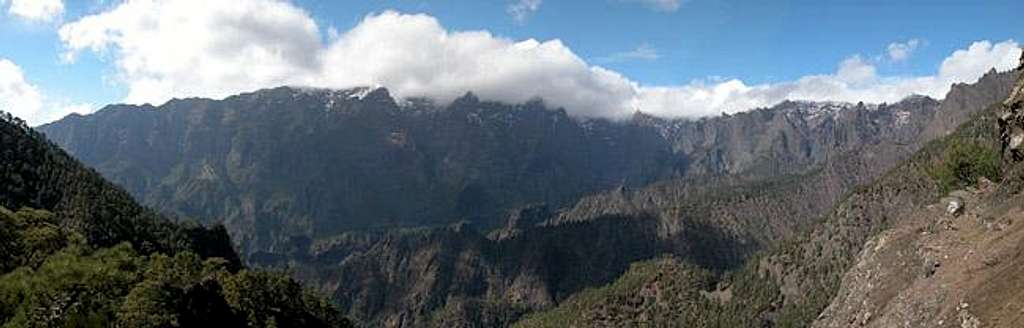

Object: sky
[0,0,1021,125]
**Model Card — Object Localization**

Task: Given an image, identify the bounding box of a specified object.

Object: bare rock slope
[814,179,1024,328]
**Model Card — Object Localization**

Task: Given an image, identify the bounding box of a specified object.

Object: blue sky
[0,0,1021,124]
[302,0,1021,83]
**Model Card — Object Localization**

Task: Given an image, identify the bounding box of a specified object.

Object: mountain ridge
[38,76,981,255]
[517,59,1024,328]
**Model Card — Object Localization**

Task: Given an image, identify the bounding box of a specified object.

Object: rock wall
[999,50,1024,161]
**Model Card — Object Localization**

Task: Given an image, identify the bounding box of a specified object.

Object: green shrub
[0,207,80,273]
[0,220,352,328]
[928,139,1002,193]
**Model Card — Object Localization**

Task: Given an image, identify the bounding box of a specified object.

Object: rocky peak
[897,94,941,105]
[489,204,552,240]
[244,85,398,112]
[452,91,481,106]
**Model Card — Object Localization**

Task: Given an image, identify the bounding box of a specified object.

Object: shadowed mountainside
[518,67,1024,328]
[39,73,1008,257]
[0,113,351,327]
[35,70,1019,327]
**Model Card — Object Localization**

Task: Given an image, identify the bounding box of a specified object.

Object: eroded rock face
[38,85,948,256]
[999,50,1024,161]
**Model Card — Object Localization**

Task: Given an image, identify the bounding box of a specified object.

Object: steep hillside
[517,66,1024,327]
[37,83,965,256]
[813,167,1024,327]
[814,51,1024,328]
[515,99,999,328]
[34,70,1017,327]
[922,69,1020,140]
[0,112,237,262]
[268,81,1004,326]
[0,113,350,327]
[39,89,676,255]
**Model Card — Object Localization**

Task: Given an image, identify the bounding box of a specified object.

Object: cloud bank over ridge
[55,0,1021,120]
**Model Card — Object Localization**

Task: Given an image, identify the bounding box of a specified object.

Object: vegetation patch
[0,207,351,328]
[513,257,718,327]
[928,138,1002,193]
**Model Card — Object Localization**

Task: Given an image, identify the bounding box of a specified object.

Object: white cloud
[321,12,637,118]
[0,58,92,126]
[596,43,660,63]
[56,0,1022,120]
[627,0,684,12]
[636,40,1020,118]
[938,40,1020,84]
[887,39,922,62]
[5,0,64,21]
[38,102,96,124]
[835,55,877,86]
[507,0,541,23]
[59,3,635,118]
[0,58,43,123]
[58,0,322,104]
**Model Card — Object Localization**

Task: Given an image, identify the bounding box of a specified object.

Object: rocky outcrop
[999,51,1024,161]
[924,70,1020,140]
[489,204,551,241]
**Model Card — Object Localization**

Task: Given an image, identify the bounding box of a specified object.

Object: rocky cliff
[274,75,1008,326]
[37,82,966,258]
[35,69,1018,327]
[999,52,1024,161]
[516,69,1023,327]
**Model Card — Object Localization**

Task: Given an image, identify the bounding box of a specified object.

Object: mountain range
[39,70,1014,253]
[30,64,1024,327]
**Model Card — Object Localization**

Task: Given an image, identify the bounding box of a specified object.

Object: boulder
[942,190,966,216]
[922,257,941,278]
[945,196,965,217]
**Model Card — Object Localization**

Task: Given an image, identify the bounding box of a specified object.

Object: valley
[32,68,1022,326]
[2,2,1020,326]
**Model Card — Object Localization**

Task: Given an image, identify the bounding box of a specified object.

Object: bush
[929,139,1002,193]
[0,207,79,273]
